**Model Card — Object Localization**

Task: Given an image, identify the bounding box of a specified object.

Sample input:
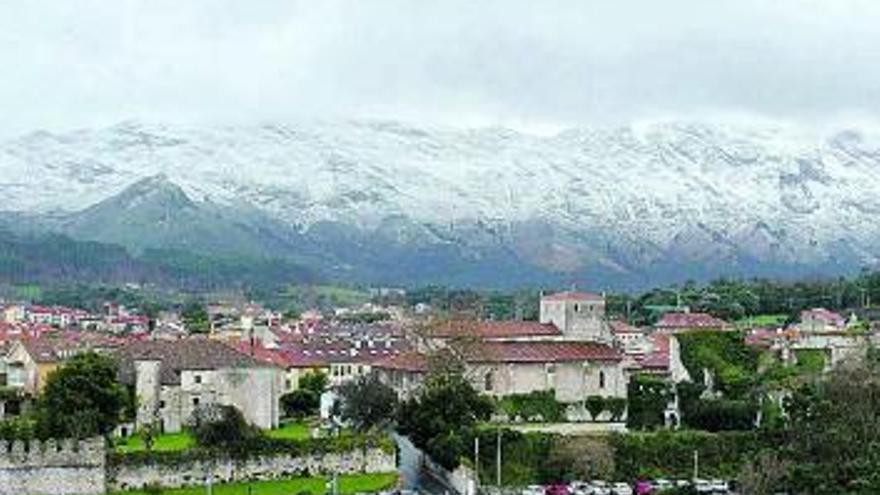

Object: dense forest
[395,272,880,324]
[0,228,314,291]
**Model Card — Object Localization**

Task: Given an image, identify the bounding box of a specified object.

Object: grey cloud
[1,0,879,136]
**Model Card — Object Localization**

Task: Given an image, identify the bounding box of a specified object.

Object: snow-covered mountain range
[2,119,880,288]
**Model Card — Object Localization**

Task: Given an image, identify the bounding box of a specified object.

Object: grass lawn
[735,314,788,328]
[266,420,313,441]
[115,432,195,453]
[110,472,398,495]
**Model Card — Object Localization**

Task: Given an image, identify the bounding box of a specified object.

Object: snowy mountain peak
[2,119,880,287]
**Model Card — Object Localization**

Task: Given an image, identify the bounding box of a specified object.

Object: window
[599,370,606,389]
[194,374,202,384]
[192,397,200,407]
[484,371,494,392]
[159,400,166,409]
[574,303,581,313]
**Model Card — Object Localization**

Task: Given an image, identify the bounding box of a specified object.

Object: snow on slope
[2,119,880,278]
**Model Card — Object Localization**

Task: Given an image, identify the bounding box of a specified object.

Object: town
[1,276,878,495]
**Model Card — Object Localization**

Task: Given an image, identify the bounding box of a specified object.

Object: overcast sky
[1,0,879,136]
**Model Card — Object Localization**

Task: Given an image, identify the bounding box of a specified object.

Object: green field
[116,421,313,453]
[735,314,788,328]
[266,421,313,441]
[110,472,398,495]
[115,432,195,453]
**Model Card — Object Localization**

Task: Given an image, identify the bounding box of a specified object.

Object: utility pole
[693,450,699,480]
[474,436,480,491]
[496,427,502,487]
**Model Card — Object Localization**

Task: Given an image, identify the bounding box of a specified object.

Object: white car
[522,485,544,495]
[709,479,729,493]
[693,479,714,493]
[569,481,593,495]
[653,479,673,492]
[590,481,611,495]
[611,482,633,495]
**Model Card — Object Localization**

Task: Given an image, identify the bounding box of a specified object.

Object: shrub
[605,398,628,422]
[610,430,762,480]
[281,389,320,419]
[793,349,826,373]
[0,416,37,441]
[585,396,606,421]
[684,399,757,432]
[499,390,565,423]
[186,404,262,455]
[626,374,672,430]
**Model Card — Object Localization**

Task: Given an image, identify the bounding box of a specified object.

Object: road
[394,433,459,495]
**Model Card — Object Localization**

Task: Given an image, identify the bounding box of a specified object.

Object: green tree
[337,374,398,432]
[37,352,128,439]
[776,358,880,493]
[280,389,320,419]
[299,371,329,396]
[397,370,494,470]
[181,301,210,333]
[187,404,261,455]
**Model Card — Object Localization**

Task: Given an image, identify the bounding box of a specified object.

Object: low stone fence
[108,447,396,492]
[0,436,396,495]
[0,438,106,495]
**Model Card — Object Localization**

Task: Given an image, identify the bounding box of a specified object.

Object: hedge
[610,430,763,480]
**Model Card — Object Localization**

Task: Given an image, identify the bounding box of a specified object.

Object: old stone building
[375,290,629,403]
[116,339,284,433]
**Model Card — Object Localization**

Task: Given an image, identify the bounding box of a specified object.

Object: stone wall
[109,447,396,492]
[0,438,106,495]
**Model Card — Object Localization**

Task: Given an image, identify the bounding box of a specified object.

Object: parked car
[652,479,673,492]
[545,483,571,495]
[611,482,633,495]
[634,480,653,495]
[693,479,713,493]
[709,479,729,493]
[590,481,611,495]
[523,485,545,495]
[570,481,594,495]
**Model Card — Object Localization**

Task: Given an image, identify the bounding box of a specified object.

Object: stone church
[375,290,628,404]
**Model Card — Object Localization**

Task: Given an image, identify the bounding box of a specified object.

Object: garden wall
[0,438,106,495]
[108,447,396,491]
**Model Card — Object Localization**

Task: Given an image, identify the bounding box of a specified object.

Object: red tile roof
[800,308,846,328]
[630,334,671,372]
[466,341,622,363]
[655,312,728,330]
[541,291,604,302]
[609,320,643,334]
[373,352,430,372]
[428,320,561,339]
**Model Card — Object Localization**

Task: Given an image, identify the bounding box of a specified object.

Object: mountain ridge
[3,119,880,288]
